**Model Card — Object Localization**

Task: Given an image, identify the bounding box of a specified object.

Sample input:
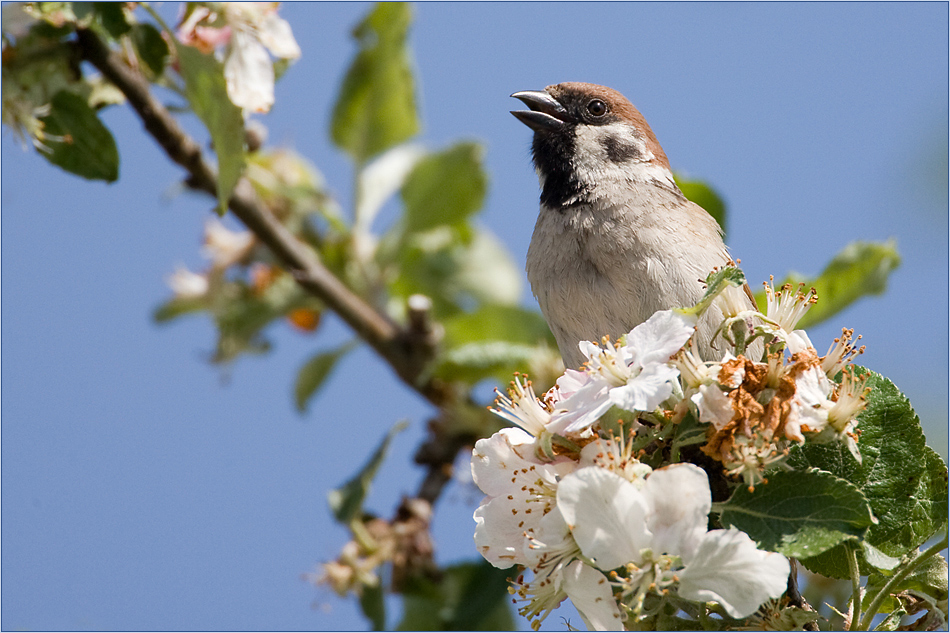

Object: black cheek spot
[601,135,642,163]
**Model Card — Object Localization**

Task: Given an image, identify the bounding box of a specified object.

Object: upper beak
[510,90,569,132]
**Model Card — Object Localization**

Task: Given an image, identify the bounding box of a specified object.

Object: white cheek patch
[573,123,650,171]
[571,123,674,190]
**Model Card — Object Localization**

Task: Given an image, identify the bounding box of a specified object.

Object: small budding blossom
[177,3,301,113]
[473,265,873,630]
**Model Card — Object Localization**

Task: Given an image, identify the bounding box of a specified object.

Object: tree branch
[74,27,452,409]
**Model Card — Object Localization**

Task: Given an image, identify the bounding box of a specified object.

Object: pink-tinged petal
[677,528,790,619]
[557,467,651,570]
[547,382,611,435]
[555,368,590,400]
[642,464,711,562]
[562,561,623,631]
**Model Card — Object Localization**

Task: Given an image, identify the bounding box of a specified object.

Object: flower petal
[224,28,275,112]
[547,381,611,435]
[470,428,536,497]
[624,310,696,367]
[257,11,301,59]
[642,464,711,562]
[607,363,678,413]
[691,382,734,429]
[677,528,790,619]
[473,495,531,568]
[562,561,623,631]
[557,467,651,570]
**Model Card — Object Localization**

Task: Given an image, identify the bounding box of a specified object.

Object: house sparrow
[511,82,757,368]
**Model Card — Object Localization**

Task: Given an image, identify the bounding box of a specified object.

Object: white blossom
[763,277,817,335]
[548,310,696,435]
[490,374,554,438]
[691,382,735,429]
[471,429,575,569]
[556,463,789,620]
[677,527,790,619]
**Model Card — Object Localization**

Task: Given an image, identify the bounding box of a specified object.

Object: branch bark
[74,27,452,409]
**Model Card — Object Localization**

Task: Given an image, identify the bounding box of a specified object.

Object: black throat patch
[531,126,591,210]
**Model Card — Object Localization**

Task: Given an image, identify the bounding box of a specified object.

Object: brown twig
[74,27,453,409]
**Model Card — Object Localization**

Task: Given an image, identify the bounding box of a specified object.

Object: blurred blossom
[166,266,209,298]
[202,217,254,269]
[177,3,301,113]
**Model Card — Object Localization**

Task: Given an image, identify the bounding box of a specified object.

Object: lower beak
[510,90,569,132]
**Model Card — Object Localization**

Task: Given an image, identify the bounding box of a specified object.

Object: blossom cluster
[471,269,869,630]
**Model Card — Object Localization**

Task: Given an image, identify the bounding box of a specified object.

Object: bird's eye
[587,99,607,117]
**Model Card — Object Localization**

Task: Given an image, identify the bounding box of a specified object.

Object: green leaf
[863,553,949,617]
[294,341,357,413]
[211,274,314,364]
[92,2,131,38]
[862,541,902,572]
[789,368,949,577]
[674,174,727,234]
[359,582,386,631]
[904,552,949,602]
[328,421,408,525]
[131,23,169,77]
[397,561,514,630]
[442,304,556,348]
[719,468,875,559]
[680,265,746,317]
[872,609,905,631]
[174,43,245,214]
[449,228,522,306]
[434,340,540,384]
[153,296,208,323]
[401,142,487,234]
[331,2,419,164]
[752,240,900,329]
[39,90,119,181]
[389,227,521,319]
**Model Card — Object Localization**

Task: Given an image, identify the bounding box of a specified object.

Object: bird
[510,82,758,369]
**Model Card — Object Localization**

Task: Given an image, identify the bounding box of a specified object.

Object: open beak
[510,90,570,132]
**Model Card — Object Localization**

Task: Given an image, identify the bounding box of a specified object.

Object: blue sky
[2,2,947,630]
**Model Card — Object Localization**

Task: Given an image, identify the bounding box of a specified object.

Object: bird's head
[511,82,677,208]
